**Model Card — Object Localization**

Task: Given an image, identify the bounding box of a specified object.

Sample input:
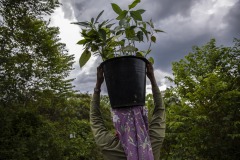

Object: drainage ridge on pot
[102,56,148,108]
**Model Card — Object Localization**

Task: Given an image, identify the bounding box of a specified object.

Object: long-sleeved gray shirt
[90,85,166,160]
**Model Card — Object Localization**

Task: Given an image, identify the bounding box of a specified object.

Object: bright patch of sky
[49,7,98,81]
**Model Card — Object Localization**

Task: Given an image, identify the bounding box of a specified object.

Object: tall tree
[162,38,240,159]
[0,1,81,159]
[0,0,74,106]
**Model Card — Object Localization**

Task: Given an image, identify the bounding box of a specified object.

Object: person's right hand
[96,65,104,87]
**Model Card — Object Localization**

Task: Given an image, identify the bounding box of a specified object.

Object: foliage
[0,0,75,106]
[60,94,104,160]
[72,0,164,67]
[100,95,115,131]
[162,38,240,160]
[146,93,154,120]
[0,93,105,160]
[0,0,104,159]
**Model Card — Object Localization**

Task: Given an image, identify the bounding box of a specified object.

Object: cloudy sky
[50,0,240,94]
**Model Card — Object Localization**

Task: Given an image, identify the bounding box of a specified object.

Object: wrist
[94,82,102,93]
[94,87,101,93]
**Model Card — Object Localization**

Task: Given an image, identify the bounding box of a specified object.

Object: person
[90,63,166,160]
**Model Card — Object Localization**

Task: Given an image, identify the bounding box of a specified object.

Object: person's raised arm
[146,63,166,159]
[90,66,113,147]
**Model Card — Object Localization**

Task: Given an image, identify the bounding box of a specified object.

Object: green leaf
[143,22,146,29]
[91,18,94,24]
[90,44,99,52]
[128,36,140,41]
[106,53,115,59]
[119,39,125,46]
[128,0,140,10]
[148,57,154,64]
[155,29,164,33]
[150,19,154,28]
[147,20,155,28]
[114,26,122,32]
[151,36,156,43]
[111,3,122,15]
[81,32,89,39]
[122,45,137,52]
[147,49,151,54]
[130,25,137,29]
[71,21,90,27]
[110,29,115,34]
[119,18,128,26]
[98,20,107,29]
[140,27,149,41]
[130,11,143,21]
[136,9,145,14]
[136,51,144,57]
[116,10,128,20]
[79,50,91,67]
[106,36,114,43]
[95,10,104,23]
[106,23,115,28]
[116,30,124,35]
[137,31,143,41]
[77,39,87,45]
[99,29,106,41]
[125,27,135,39]
[87,29,98,38]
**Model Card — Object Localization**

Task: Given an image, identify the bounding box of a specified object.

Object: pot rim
[101,56,149,66]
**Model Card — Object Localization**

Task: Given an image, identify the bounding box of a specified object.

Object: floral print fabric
[111,106,154,160]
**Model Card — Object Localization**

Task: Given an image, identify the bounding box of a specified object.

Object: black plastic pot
[102,56,147,108]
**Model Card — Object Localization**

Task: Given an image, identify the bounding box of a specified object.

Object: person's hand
[96,65,104,88]
[146,63,155,81]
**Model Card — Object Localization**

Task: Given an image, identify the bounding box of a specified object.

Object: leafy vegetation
[162,38,240,160]
[0,0,75,106]
[72,0,164,67]
[0,0,102,159]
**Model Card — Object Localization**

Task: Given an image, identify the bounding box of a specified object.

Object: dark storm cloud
[70,61,97,93]
[150,30,217,72]
[70,58,109,93]
[149,0,240,72]
[139,0,196,21]
[60,0,196,22]
[224,0,240,37]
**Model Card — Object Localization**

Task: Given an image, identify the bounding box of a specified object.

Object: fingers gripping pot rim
[101,56,148,108]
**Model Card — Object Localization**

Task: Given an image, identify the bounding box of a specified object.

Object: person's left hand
[146,63,154,80]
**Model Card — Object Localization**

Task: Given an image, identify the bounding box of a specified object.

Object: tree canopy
[0,0,103,159]
[0,0,75,106]
[162,38,240,160]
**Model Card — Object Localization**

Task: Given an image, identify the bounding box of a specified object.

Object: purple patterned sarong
[111,106,154,160]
